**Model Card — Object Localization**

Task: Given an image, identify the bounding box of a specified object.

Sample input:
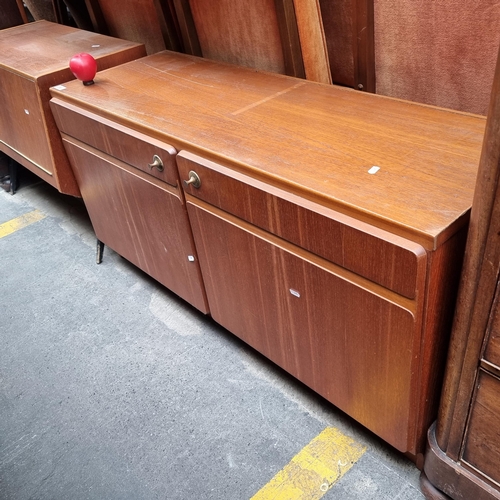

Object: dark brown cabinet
[421,48,500,500]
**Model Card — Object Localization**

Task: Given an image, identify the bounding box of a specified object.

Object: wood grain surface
[462,371,500,486]
[187,197,417,452]
[188,0,287,74]
[0,20,145,78]
[0,20,146,196]
[51,51,485,248]
[177,151,426,299]
[63,136,209,313]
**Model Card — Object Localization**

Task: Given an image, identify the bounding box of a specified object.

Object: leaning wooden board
[50,51,485,459]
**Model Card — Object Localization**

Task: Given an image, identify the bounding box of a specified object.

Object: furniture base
[420,471,451,500]
[422,423,500,500]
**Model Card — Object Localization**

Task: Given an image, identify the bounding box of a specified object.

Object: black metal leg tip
[96,239,105,264]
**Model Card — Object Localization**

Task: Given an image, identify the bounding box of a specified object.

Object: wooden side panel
[411,228,468,456]
[462,371,500,486]
[188,200,418,452]
[0,70,53,176]
[187,0,286,74]
[63,138,209,313]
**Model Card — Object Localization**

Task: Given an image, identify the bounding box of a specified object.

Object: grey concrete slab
[0,173,424,500]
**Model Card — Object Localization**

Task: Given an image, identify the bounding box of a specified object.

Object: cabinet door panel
[64,139,208,313]
[188,200,417,452]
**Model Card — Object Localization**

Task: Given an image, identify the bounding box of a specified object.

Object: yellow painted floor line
[0,210,46,239]
[251,427,366,500]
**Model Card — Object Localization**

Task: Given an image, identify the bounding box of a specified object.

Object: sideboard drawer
[177,151,426,298]
[462,371,500,486]
[51,98,179,187]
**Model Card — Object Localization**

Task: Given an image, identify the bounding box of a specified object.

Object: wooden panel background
[85,0,168,54]
[187,0,287,74]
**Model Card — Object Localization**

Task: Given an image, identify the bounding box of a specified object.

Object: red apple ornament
[69,53,97,86]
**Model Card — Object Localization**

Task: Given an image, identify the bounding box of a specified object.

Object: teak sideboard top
[50,51,486,249]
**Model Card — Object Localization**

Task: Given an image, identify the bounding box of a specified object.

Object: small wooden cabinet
[0,20,145,196]
[50,51,486,458]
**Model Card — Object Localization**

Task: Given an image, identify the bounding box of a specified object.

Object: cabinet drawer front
[188,201,417,452]
[63,138,208,313]
[484,282,500,370]
[462,371,500,486]
[51,98,179,187]
[178,151,426,299]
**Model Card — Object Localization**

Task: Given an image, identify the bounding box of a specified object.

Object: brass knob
[148,155,164,172]
[184,170,201,189]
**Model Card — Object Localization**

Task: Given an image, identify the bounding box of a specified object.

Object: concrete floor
[0,168,425,500]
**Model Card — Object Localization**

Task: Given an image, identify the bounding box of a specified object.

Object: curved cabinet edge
[422,423,500,500]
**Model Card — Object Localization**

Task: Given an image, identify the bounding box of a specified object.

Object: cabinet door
[64,138,208,313]
[187,200,418,452]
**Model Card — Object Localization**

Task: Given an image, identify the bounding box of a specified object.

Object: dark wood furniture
[50,51,485,460]
[0,0,26,29]
[421,46,500,499]
[0,20,145,196]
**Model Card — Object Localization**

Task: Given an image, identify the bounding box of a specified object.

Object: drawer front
[63,138,208,313]
[462,371,500,486]
[51,98,179,187]
[484,281,500,370]
[188,200,417,452]
[178,151,426,299]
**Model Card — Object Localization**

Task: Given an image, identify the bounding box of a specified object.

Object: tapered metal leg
[96,239,105,264]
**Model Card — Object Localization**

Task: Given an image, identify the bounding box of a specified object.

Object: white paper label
[53,85,66,91]
[368,166,380,174]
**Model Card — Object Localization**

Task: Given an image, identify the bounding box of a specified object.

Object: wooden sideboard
[421,47,500,500]
[49,51,485,459]
[0,20,145,196]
